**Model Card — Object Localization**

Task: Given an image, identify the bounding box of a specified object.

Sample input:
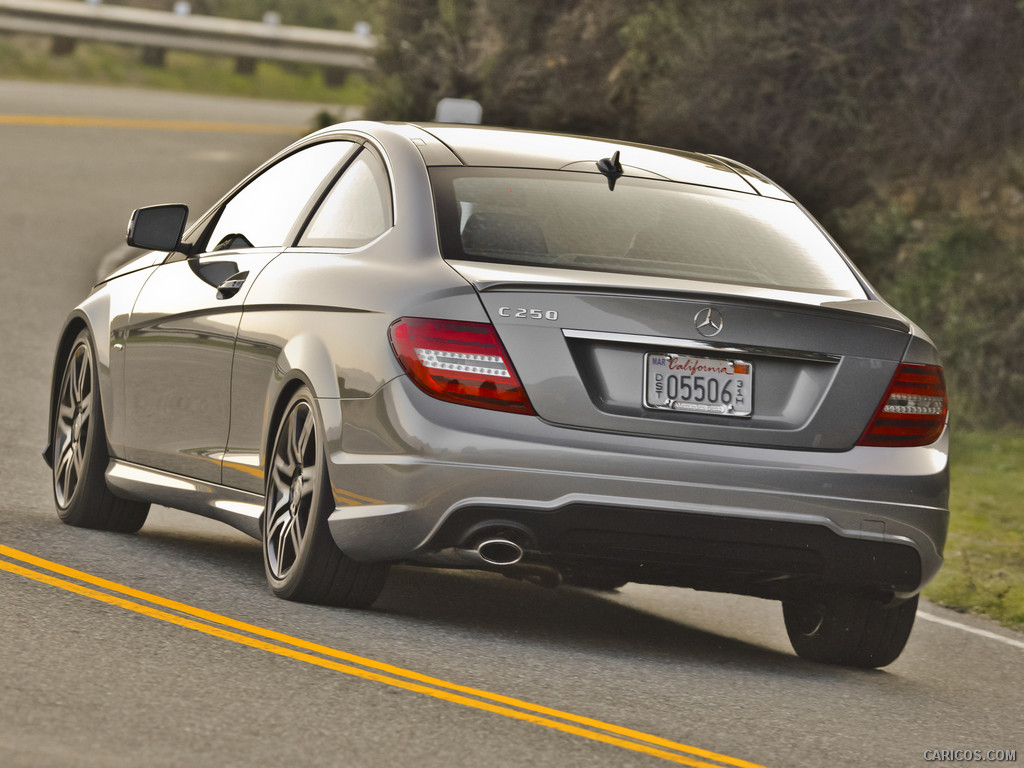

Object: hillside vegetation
[368,0,1024,428]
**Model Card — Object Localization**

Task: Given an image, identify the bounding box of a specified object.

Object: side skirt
[105,459,264,539]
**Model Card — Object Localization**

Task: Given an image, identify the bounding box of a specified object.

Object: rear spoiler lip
[443,260,907,330]
[463,281,911,334]
[561,328,844,364]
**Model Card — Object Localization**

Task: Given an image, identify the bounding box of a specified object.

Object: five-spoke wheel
[262,387,388,607]
[265,398,319,581]
[53,336,94,509]
[52,330,149,531]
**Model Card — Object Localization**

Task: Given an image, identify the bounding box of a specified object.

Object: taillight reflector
[388,317,534,415]
[858,364,948,447]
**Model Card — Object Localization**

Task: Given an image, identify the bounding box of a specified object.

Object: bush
[877,222,1024,427]
[369,0,1024,216]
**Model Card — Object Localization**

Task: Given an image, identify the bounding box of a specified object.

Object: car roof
[405,123,779,196]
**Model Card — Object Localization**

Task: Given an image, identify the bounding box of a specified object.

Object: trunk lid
[449,261,911,451]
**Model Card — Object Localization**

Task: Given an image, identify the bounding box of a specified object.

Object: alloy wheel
[54,342,94,509]
[265,400,319,580]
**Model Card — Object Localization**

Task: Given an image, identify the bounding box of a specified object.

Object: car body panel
[105,459,264,537]
[220,245,483,493]
[52,267,154,459]
[123,248,282,482]
[327,375,947,600]
[467,284,910,450]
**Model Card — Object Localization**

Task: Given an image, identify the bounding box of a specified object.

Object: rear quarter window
[299,148,393,249]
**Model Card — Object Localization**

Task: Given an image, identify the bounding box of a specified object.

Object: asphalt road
[1,79,1021,768]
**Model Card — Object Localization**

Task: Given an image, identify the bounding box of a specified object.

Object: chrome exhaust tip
[476,538,524,566]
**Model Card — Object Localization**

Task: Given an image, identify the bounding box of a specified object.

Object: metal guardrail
[0,0,376,77]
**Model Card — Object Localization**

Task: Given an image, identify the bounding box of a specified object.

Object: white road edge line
[918,611,1024,650]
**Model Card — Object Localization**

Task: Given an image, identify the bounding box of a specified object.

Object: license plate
[644,353,753,417]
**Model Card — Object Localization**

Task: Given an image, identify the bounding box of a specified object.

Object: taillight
[388,317,534,415]
[858,364,948,447]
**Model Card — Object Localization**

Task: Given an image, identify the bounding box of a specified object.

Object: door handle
[216,271,249,300]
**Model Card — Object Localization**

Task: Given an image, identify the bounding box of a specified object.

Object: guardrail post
[50,35,76,56]
[324,67,348,87]
[141,46,165,67]
[235,56,256,75]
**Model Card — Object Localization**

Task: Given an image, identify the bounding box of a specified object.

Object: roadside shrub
[879,223,1024,427]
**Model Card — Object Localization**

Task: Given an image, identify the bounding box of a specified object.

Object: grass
[924,430,1024,630]
[0,33,369,106]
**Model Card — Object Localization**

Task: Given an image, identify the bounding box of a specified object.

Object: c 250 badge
[497,307,559,321]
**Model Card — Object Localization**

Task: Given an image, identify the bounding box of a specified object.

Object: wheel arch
[259,332,343,470]
[261,377,312,490]
[258,375,343,532]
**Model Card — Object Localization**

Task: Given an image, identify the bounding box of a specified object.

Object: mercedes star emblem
[695,307,724,337]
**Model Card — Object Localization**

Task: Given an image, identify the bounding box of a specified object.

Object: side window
[299,148,393,249]
[203,141,356,252]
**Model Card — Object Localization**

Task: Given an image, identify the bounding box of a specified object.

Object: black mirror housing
[127,204,190,253]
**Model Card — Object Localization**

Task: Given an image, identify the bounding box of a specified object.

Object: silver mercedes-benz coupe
[45,121,949,667]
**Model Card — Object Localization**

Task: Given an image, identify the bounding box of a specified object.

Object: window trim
[191,139,361,256]
[294,144,395,250]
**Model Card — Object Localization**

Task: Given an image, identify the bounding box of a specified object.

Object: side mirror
[126,204,190,253]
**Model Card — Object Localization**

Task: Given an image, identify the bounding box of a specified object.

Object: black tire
[783,593,919,668]
[262,387,389,607]
[52,330,149,532]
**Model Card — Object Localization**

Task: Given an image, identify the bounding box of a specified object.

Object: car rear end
[330,126,948,619]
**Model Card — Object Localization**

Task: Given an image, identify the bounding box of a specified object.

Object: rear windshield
[429,168,866,298]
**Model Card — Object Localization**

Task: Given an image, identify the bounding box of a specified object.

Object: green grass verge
[0,33,368,106]
[924,431,1024,630]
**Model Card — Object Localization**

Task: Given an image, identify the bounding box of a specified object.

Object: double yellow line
[0,543,766,768]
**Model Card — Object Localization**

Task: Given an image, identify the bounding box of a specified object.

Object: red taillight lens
[388,317,534,415]
[858,364,948,447]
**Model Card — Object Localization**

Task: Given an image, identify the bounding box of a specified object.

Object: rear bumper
[325,377,948,601]
[426,502,923,602]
